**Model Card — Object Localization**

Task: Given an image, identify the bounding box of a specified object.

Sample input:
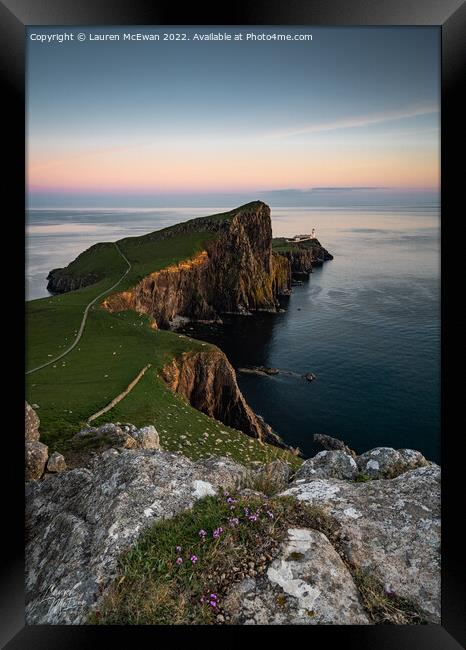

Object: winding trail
[87,363,152,424]
[26,243,131,375]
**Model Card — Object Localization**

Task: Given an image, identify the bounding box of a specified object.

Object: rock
[274,239,333,275]
[161,349,287,449]
[293,450,358,481]
[238,366,279,376]
[100,448,119,461]
[356,447,428,479]
[251,459,290,492]
[75,426,98,438]
[302,372,316,382]
[399,448,429,471]
[100,203,294,326]
[131,425,160,450]
[76,423,137,450]
[25,441,48,481]
[281,464,440,622]
[313,433,356,458]
[47,267,100,294]
[195,456,249,489]
[119,423,138,435]
[47,452,66,473]
[239,488,266,499]
[25,450,247,624]
[223,528,369,625]
[25,402,40,442]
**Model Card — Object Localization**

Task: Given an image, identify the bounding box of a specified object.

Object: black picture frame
[3,1,465,647]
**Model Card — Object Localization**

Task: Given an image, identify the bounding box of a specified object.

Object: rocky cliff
[161,349,286,448]
[103,202,292,327]
[273,238,334,276]
[46,242,114,294]
[24,424,440,625]
[47,269,99,294]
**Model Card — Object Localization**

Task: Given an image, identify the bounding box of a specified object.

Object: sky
[27,26,440,207]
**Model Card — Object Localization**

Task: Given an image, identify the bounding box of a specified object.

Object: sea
[26,205,440,462]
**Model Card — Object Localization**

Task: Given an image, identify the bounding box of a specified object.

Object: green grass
[26,248,127,371]
[117,232,215,289]
[352,569,427,624]
[26,305,300,468]
[47,202,264,294]
[26,201,301,469]
[355,473,372,483]
[90,493,335,625]
[48,241,123,282]
[272,237,324,253]
[90,368,300,469]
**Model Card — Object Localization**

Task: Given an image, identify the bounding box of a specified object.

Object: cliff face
[103,202,292,327]
[276,239,334,276]
[161,348,286,448]
[47,268,100,294]
[46,242,115,294]
[103,251,214,328]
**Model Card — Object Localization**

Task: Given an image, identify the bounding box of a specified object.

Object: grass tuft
[355,473,372,483]
[352,569,427,624]
[90,492,335,625]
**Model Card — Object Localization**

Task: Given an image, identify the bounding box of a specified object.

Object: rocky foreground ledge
[25,407,440,625]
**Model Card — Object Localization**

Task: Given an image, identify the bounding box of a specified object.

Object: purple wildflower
[213,527,224,539]
[176,546,182,552]
[248,514,258,522]
[190,554,198,564]
[266,511,274,519]
[229,517,239,526]
[176,557,183,565]
[227,497,236,504]
[198,529,207,539]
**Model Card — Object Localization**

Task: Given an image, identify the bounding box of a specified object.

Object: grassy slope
[272,237,324,253]
[26,204,300,469]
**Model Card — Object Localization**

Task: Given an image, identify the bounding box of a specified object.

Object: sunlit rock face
[103,202,292,327]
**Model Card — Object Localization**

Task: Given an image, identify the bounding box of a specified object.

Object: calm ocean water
[26,206,440,462]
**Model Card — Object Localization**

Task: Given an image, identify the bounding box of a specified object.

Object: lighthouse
[285,227,317,243]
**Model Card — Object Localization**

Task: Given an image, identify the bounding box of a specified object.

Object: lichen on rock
[25,449,247,624]
[223,527,369,625]
[283,463,441,622]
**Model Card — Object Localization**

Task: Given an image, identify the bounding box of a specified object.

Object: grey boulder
[25,401,40,442]
[25,441,48,481]
[223,528,369,625]
[47,452,67,473]
[293,450,358,482]
[130,425,160,450]
[25,449,246,624]
[313,433,356,458]
[75,423,160,451]
[281,464,440,622]
[356,447,428,479]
